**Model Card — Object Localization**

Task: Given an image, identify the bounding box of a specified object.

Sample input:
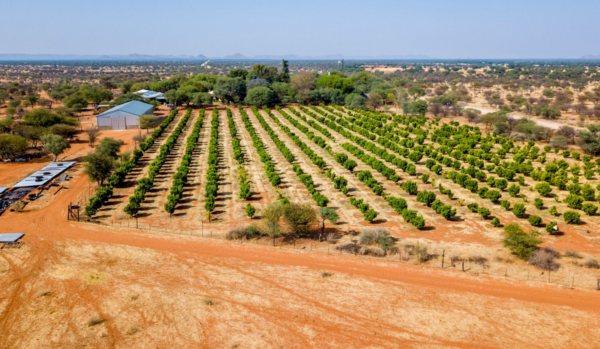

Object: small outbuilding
[96,101,154,130]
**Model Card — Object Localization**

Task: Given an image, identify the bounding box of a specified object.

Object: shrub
[534,182,552,197]
[485,189,502,203]
[467,202,479,213]
[533,198,544,210]
[283,202,318,237]
[500,200,511,210]
[335,243,361,254]
[582,183,595,201]
[363,209,378,222]
[246,203,256,219]
[491,217,501,227]
[582,202,598,216]
[564,194,583,209]
[512,203,526,218]
[226,226,249,240]
[343,159,358,172]
[545,221,559,234]
[528,247,560,270]
[508,184,521,197]
[416,190,436,206]
[478,207,491,219]
[528,215,542,226]
[403,180,418,195]
[421,174,429,183]
[334,153,348,164]
[502,223,542,260]
[410,215,426,229]
[494,178,508,190]
[358,228,394,251]
[584,257,600,269]
[563,210,580,224]
[549,206,559,216]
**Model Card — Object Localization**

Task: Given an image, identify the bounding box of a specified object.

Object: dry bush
[415,244,431,262]
[359,246,386,257]
[335,243,361,254]
[584,257,600,269]
[402,244,415,256]
[202,298,217,306]
[321,271,332,278]
[358,229,375,245]
[564,249,582,259]
[469,256,488,266]
[358,228,390,246]
[326,233,339,244]
[87,316,105,327]
[387,246,400,255]
[226,226,247,240]
[450,255,462,266]
[226,225,260,240]
[528,248,560,271]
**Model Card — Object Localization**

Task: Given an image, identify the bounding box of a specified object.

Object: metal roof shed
[96,101,154,130]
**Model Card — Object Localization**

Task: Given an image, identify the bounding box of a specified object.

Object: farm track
[231,109,273,212]
[216,109,234,222]
[139,112,198,220]
[243,108,311,204]
[179,109,211,228]
[101,111,185,220]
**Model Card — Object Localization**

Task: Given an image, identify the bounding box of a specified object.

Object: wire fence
[77,218,600,292]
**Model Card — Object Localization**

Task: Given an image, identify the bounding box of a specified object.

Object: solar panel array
[12,162,76,188]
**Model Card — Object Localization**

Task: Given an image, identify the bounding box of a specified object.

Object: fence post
[441,249,445,269]
[597,279,599,291]
[462,260,464,272]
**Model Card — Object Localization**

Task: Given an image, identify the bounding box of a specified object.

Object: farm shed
[96,101,154,130]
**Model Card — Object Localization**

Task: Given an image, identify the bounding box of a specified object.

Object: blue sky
[1,0,598,58]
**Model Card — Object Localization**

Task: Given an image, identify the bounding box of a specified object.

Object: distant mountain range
[0,54,208,61]
[581,55,600,59]
[0,53,431,61]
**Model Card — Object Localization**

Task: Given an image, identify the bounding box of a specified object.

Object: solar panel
[13,162,76,188]
[0,233,24,243]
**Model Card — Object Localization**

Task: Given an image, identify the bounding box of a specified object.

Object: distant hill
[0,53,208,61]
[222,53,250,59]
[0,53,431,61]
[227,54,430,60]
[581,55,600,59]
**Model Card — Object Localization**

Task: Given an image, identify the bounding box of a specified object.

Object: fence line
[75,218,600,292]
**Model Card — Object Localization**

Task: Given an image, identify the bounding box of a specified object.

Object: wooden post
[462,260,464,272]
[441,249,445,269]
[597,279,599,291]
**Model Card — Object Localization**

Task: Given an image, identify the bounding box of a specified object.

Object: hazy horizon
[1,0,599,59]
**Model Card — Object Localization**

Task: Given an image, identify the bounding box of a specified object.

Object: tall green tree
[0,134,28,159]
[279,59,290,83]
[41,134,70,161]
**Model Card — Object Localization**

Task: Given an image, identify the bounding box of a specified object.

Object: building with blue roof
[96,100,154,130]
